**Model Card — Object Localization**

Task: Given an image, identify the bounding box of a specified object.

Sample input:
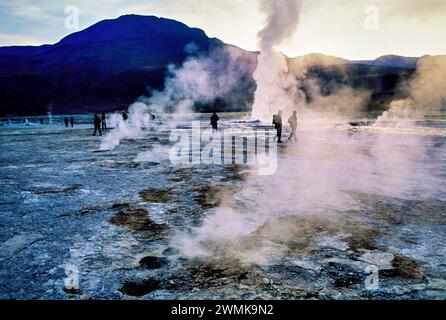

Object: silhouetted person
[40,118,44,125]
[273,111,283,143]
[70,116,74,127]
[64,117,69,128]
[122,111,128,121]
[101,113,106,131]
[210,112,219,132]
[93,114,102,136]
[287,111,298,142]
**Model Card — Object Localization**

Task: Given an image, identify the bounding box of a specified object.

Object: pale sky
[0,0,445,60]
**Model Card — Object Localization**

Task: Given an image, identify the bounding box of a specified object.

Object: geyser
[251,0,303,122]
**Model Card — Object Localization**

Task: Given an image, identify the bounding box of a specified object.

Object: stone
[139,256,169,269]
[162,247,180,256]
[317,236,350,251]
[428,278,446,290]
[63,286,80,295]
[381,254,424,279]
[119,279,162,296]
[359,251,394,270]
[322,262,366,287]
[109,207,167,232]
[237,272,256,288]
[139,188,173,203]
[0,233,43,259]
[292,259,321,272]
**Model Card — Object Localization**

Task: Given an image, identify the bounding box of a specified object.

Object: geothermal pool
[0,113,445,299]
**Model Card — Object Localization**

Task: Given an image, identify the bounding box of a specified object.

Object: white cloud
[0,32,47,46]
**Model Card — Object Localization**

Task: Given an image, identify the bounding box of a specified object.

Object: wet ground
[0,113,445,299]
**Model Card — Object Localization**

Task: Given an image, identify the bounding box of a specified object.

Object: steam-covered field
[0,113,445,299]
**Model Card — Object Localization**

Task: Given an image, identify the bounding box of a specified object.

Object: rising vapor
[251,0,303,121]
[100,46,255,150]
[376,55,446,125]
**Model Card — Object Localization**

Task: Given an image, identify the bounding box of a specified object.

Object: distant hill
[0,15,225,115]
[0,14,423,116]
[352,54,419,69]
[287,53,416,111]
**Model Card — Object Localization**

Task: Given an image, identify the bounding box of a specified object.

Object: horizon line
[0,13,443,61]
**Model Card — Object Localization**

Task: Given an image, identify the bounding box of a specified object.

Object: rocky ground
[0,115,445,299]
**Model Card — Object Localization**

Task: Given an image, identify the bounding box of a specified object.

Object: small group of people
[93,113,108,136]
[91,109,296,141]
[64,116,75,128]
[208,111,297,143]
[272,110,298,143]
[93,110,153,136]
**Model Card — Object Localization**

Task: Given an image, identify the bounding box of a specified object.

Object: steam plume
[173,3,443,264]
[251,0,303,121]
[100,45,255,150]
[375,55,446,125]
[174,119,440,265]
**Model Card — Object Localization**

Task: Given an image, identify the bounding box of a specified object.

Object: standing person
[64,117,69,128]
[93,114,102,136]
[122,111,128,121]
[101,113,106,132]
[70,116,74,127]
[287,111,298,142]
[210,112,219,132]
[272,111,283,143]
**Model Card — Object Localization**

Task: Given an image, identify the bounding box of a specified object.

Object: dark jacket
[273,114,283,128]
[94,115,101,126]
[210,114,219,125]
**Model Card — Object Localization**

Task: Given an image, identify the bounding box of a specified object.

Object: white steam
[251,0,303,121]
[100,102,154,150]
[250,1,367,121]
[174,120,441,265]
[375,55,446,126]
[100,45,255,150]
[171,2,445,266]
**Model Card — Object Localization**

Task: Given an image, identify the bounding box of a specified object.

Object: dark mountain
[0,14,421,116]
[0,15,224,115]
[287,53,416,111]
[352,54,419,69]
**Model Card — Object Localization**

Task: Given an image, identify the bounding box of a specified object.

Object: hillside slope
[0,15,421,116]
